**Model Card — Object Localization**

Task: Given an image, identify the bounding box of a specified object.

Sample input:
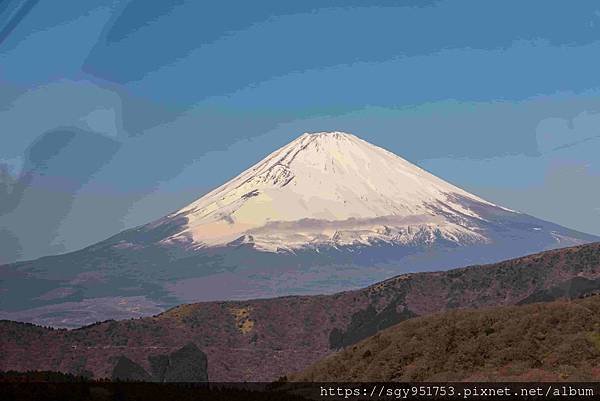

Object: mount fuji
[166,132,495,251]
[1,132,597,327]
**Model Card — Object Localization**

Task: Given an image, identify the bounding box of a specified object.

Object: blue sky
[1,0,600,262]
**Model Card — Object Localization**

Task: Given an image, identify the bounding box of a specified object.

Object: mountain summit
[165,132,500,251]
[1,131,598,327]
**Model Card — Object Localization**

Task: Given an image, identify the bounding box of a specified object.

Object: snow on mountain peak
[165,132,507,251]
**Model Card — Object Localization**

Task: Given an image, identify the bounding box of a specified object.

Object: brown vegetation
[1,242,599,381]
[293,295,600,381]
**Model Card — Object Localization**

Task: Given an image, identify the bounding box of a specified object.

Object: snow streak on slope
[164,132,509,252]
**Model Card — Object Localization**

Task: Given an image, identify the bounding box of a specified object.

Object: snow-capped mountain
[164,132,500,252]
[1,131,598,328]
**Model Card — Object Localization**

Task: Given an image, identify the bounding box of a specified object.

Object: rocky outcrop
[161,343,208,382]
[111,356,152,382]
[111,343,208,382]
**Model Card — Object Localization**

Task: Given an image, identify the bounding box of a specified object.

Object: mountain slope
[168,132,498,251]
[0,132,597,327]
[1,242,599,381]
[293,295,600,382]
